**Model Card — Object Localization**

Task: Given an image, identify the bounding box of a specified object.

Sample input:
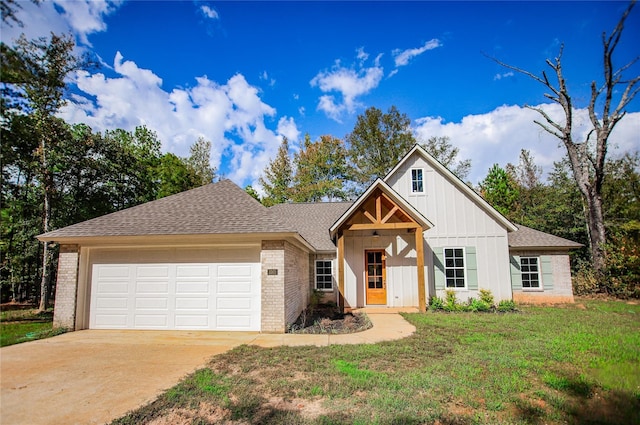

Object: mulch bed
[288,304,372,334]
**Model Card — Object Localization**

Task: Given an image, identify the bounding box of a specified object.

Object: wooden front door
[365,250,386,305]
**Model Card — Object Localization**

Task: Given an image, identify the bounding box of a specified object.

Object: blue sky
[2,1,639,189]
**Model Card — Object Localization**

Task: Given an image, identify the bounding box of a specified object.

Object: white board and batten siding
[386,151,513,301]
[343,234,419,308]
[88,246,261,331]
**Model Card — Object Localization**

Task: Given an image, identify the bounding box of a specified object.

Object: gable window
[444,248,465,288]
[315,260,333,291]
[411,168,424,193]
[520,257,540,289]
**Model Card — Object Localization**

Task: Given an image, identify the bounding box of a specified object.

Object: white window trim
[520,256,543,292]
[410,168,425,194]
[315,259,334,292]
[443,246,467,290]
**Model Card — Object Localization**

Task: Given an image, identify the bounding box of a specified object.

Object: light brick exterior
[511,251,575,303]
[53,245,80,329]
[261,241,285,332]
[284,241,309,327]
[260,240,310,332]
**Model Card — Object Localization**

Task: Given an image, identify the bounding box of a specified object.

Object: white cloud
[260,70,276,87]
[0,0,122,47]
[311,50,384,121]
[413,104,640,185]
[200,5,219,20]
[494,71,514,80]
[393,38,442,67]
[59,53,298,188]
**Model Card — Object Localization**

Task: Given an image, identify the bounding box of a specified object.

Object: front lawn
[0,306,63,347]
[113,298,640,424]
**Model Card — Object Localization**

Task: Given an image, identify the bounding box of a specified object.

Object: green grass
[112,299,640,425]
[0,307,65,347]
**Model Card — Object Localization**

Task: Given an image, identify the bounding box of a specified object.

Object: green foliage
[244,185,260,202]
[419,136,471,181]
[479,163,519,217]
[259,137,293,206]
[497,300,517,312]
[429,295,444,311]
[443,290,461,312]
[478,288,493,306]
[187,136,216,186]
[347,105,416,189]
[156,153,199,199]
[467,298,491,312]
[291,134,351,202]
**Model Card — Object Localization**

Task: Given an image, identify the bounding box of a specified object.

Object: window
[315,260,333,290]
[444,248,465,288]
[411,168,424,193]
[520,257,540,289]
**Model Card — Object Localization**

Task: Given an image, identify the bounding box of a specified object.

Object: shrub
[478,288,495,307]
[443,290,461,312]
[468,298,491,312]
[497,300,517,312]
[429,296,444,311]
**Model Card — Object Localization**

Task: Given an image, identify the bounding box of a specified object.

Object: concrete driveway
[0,329,259,425]
[0,313,415,425]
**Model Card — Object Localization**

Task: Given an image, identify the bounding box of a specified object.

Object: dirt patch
[288,304,372,334]
[147,402,231,425]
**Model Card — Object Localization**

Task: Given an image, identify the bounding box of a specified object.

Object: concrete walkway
[0,312,415,425]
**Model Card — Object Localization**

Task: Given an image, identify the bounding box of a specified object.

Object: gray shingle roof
[270,202,353,251]
[39,180,296,240]
[508,225,583,250]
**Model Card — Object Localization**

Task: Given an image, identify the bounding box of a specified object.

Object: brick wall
[284,241,310,327]
[260,240,311,333]
[261,240,286,332]
[511,251,575,304]
[53,245,80,329]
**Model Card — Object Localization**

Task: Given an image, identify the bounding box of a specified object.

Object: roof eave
[37,231,316,252]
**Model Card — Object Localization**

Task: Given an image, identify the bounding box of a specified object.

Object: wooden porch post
[415,226,426,312]
[337,231,345,312]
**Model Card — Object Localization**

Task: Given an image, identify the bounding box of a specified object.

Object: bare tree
[490,1,639,273]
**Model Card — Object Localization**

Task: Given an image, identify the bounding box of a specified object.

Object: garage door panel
[90,251,260,331]
[94,314,128,327]
[218,265,252,277]
[176,265,210,278]
[135,297,168,309]
[175,297,209,309]
[217,297,252,310]
[136,266,169,278]
[216,315,252,329]
[96,282,129,294]
[175,315,210,328]
[217,281,252,293]
[97,266,129,278]
[96,297,128,309]
[134,314,168,327]
[175,281,209,293]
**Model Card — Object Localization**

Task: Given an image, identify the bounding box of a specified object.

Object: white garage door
[89,248,261,331]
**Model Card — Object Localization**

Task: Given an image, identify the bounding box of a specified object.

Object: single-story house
[39,145,581,333]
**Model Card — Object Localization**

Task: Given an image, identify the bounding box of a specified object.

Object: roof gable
[38,180,296,241]
[384,145,518,232]
[330,179,434,239]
